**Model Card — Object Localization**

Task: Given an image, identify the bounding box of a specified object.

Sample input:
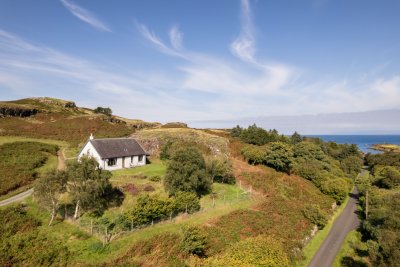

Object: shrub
[173,191,200,214]
[203,235,289,267]
[93,106,112,116]
[321,178,349,204]
[181,225,208,256]
[149,175,161,182]
[302,204,328,229]
[241,145,266,165]
[143,184,155,192]
[340,155,363,177]
[122,183,140,195]
[374,166,400,189]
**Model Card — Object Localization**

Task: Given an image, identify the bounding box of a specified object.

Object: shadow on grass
[341,256,368,267]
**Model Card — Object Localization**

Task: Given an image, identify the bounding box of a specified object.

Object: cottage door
[122,157,125,168]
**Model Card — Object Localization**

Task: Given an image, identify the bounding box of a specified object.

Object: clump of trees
[354,152,400,266]
[34,157,123,226]
[235,126,361,204]
[94,106,112,116]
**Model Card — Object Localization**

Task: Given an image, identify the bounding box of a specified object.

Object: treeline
[354,152,400,266]
[0,141,59,195]
[232,125,363,204]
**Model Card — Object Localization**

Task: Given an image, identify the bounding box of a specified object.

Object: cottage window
[108,158,117,166]
[139,155,144,162]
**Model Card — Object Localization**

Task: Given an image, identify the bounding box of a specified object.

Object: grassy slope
[0,97,158,146]
[0,136,69,200]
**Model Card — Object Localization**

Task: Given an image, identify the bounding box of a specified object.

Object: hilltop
[0,97,160,146]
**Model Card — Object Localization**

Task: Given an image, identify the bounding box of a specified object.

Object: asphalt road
[308,187,360,267]
[0,188,34,207]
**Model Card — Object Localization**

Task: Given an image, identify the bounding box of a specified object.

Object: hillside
[0,97,160,146]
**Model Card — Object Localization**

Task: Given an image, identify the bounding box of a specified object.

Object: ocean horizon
[307,135,400,154]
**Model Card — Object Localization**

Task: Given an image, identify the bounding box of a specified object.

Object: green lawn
[111,160,167,178]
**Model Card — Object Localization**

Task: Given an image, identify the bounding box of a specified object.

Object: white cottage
[78,135,148,171]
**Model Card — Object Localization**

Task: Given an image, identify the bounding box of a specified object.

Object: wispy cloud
[230,0,255,63]
[136,23,186,59]
[169,25,183,50]
[60,0,111,32]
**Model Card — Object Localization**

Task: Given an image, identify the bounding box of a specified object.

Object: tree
[93,106,112,116]
[34,170,67,226]
[66,157,115,219]
[340,156,363,178]
[264,142,294,173]
[374,166,400,189]
[164,147,211,197]
[291,131,303,144]
[294,141,326,161]
[206,157,235,184]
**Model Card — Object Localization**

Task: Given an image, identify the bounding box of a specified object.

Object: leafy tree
[93,106,112,116]
[294,141,326,161]
[230,125,243,138]
[181,225,208,256]
[302,204,328,229]
[206,157,235,184]
[174,191,200,214]
[34,170,67,226]
[66,157,117,219]
[340,155,363,177]
[291,131,303,144]
[321,178,349,204]
[164,147,211,197]
[374,166,400,189]
[264,142,294,173]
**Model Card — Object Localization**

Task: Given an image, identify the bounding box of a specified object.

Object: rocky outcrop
[0,106,38,117]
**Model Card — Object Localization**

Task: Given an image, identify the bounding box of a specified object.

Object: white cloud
[136,23,186,59]
[169,25,183,50]
[60,0,111,32]
[230,0,256,63]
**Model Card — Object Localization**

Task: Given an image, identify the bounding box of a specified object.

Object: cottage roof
[90,138,148,159]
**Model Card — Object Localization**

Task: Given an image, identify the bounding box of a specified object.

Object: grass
[296,191,351,267]
[332,230,361,267]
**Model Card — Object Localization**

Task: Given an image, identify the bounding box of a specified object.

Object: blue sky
[0,0,399,123]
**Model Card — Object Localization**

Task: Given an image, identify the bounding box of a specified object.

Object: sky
[0,0,400,125]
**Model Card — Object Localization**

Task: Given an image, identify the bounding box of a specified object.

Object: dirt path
[57,148,66,170]
[0,188,34,207]
[308,186,361,267]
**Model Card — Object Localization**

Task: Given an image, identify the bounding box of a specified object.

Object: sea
[307,135,400,154]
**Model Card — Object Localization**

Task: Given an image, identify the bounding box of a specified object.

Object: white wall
[78,141,146,171]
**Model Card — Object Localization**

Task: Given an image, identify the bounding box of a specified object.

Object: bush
[164,146,211,197]
[202,235,289,267]
[122,183,140,195]
[264,142,294,173]
[93,106,112,116]
[302,204,328,229]
[173,191,200,214]
[340,155,363,177]
[321,178,349,204]
[143,184,155,192]
[374,166,400,189]
[206,158,235,184]
[149,175,161,182]
[181,226,208,256]
[241,145,266,165]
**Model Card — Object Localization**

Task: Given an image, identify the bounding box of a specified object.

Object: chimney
[89,133,94,140]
